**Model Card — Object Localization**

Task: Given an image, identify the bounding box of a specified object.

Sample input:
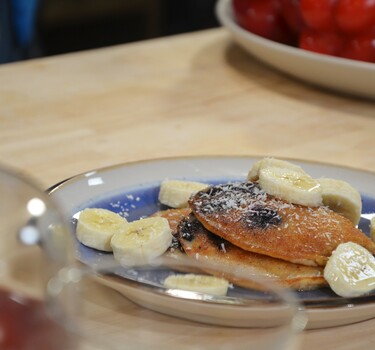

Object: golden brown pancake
[152,208,203,274]
[151,208,191,234]
[176,214,326,290]
[189,182,375,266]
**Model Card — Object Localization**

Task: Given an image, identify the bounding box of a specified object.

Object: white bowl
[216,0,375,100]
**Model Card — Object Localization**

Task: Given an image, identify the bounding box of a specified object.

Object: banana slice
[324,242,375,297]
[76,208,128,252]
[371,217,375,242]
[111,217,172,266]
[158,179,208,208]
[317,178,362,226]
[258,167,322,207]
[163,274,229,296]
[247,157,307,181]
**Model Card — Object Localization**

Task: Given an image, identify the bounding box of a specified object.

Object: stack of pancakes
[156,182,375,291]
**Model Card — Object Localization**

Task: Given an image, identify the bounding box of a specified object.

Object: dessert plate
[216,0,375,100]
[48,156,375,329]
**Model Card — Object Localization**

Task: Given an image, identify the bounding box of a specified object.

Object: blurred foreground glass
[0,166,306,350]
[0,165,75,349]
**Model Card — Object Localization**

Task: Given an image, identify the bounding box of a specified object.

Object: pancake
[152,208,191,234]
[151,208,191,252]
[176,214,326,290]
[152,208,203,274]
[189,182,375,266]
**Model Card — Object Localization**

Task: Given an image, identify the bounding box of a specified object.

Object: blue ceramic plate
[48,156,375,328]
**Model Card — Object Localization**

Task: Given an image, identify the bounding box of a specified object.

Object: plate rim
[47,154,375,195]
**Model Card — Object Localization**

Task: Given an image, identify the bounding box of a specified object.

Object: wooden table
[0,28,374,349]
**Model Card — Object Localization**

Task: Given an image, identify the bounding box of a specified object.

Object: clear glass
[0,165,76,349]
[49,256,307,350]
[0,166,306,350]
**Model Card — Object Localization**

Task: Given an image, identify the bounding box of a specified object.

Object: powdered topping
[109,194,141,218]
[178,216,201,241]
[190,182,345,237]
[243,205,282,229]
[190,182,284,230]
[170,236,183,250]
[178,215,227,250]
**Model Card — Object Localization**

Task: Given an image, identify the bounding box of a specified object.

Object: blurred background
[0,0,219,64]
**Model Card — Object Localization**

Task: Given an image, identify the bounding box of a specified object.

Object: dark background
[0,0,220,63]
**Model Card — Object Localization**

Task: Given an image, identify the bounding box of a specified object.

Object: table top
[0,28,374,349]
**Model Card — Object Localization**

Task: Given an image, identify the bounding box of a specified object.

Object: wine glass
[46,254,307,350]
[0,165,306,350]
[0,165,76,349]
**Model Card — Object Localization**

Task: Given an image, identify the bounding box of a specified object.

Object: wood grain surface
[0,28,374,349]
